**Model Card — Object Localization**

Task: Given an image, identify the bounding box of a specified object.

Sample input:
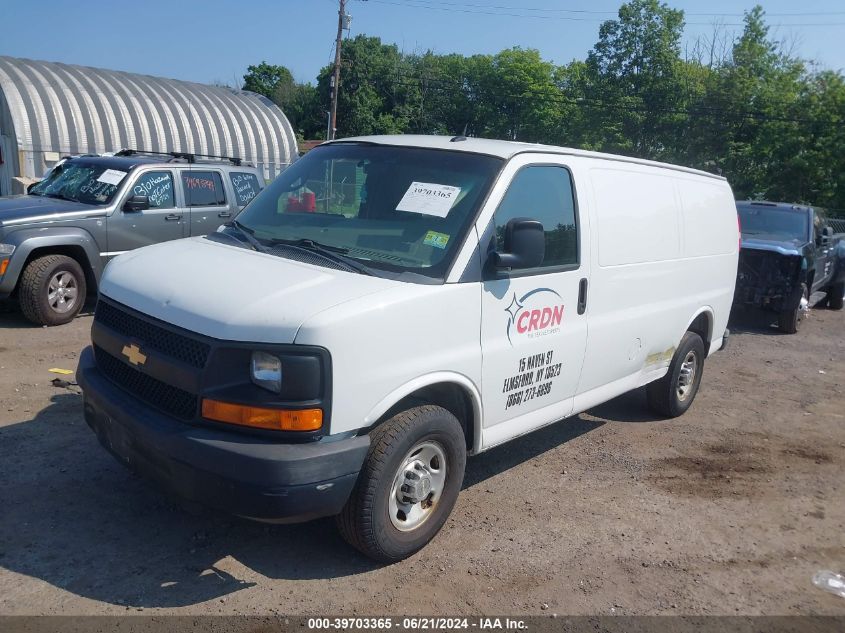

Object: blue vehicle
[734,201,845,333]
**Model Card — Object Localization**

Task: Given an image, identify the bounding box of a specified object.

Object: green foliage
[250,2,845,209]
[242,62,294,99]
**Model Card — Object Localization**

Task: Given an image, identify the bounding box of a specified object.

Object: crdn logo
[505,288,565,345]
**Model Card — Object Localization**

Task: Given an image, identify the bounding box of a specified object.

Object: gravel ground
[0,300,843,616]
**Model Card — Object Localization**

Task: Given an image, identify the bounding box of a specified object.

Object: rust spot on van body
[645,347,675,365]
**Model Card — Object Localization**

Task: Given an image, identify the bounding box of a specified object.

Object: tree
[239,3,845,208]
[703,6,807,200]
[581,0,687,160]
[242,62,294,99]
[315,35,409,137]
[479,48,561,142]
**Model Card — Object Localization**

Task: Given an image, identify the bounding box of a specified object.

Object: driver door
[814,209,835,291]
[107,169,184,257]
[478,158,590,445]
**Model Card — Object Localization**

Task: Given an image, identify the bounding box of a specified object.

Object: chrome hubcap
[47,271,79,314]
[797,295,810,324]
[389,441,447,532]
[676,351,697,401]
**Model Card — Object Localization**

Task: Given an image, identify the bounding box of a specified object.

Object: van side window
[182,171,226,207]
[131,171,174,209]
[494,165,577,269]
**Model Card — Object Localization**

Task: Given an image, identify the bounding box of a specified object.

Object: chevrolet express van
[77,136,738,562]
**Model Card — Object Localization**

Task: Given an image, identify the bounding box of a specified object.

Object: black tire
[337,405,466,562]
[646,331,706,418]
[18,255,87,326]
[827,281,844,310]
[777,283,808,334]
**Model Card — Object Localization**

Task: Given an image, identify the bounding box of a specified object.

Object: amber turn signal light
[0,259,9,276]
[201,399,322,431]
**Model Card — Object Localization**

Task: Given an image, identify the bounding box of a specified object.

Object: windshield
[738,206,809,242]
[233,144,503,280]
[29,161,129,205]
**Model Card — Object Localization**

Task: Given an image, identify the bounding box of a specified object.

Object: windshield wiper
[270,238,375,276]
[226,220,268,253]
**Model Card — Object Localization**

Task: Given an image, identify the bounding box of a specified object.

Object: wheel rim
[797,293,810,326]
[388,441,447,532]
[676,351,698,402]
[47,270,79,314]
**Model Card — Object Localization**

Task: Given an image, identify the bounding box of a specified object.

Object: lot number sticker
[97,169,127,186]
[396,182,461,217]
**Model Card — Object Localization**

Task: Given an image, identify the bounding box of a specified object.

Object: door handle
[577,278,588,315]
[164,214,182,221]
[218,211,232,218]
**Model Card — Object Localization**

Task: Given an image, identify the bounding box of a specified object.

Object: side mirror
[818,225,833,246]
[491,218,545,270]
[124,194,149,212]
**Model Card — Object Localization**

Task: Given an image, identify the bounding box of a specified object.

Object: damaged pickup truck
[734,201,845,333]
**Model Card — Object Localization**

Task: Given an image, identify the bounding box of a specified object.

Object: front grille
[94,346,198,420]
[95,300,210,368]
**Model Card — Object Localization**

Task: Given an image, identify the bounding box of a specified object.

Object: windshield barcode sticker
[97,169,127,186]
[396,182,461,218]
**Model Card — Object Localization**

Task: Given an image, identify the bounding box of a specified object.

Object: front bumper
[77,346,369,522]
[0,252,23,299]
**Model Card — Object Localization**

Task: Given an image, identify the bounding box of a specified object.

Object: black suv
[734,201,845,333]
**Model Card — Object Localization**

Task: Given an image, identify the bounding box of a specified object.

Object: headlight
[0,244,14,256]
[251,351,282,393]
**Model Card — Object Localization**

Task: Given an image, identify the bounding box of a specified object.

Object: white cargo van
[77,135,738,562]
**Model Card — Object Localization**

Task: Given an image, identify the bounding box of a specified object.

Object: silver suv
[0,150,266,325]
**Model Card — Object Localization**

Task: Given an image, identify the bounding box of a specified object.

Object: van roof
[326,135,726,181]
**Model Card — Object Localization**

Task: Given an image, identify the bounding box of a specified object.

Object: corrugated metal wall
[0,56,298,182]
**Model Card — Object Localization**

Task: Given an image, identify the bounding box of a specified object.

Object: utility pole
[329,0,346,140]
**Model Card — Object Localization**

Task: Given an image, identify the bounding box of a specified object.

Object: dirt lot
[0,301,843,616]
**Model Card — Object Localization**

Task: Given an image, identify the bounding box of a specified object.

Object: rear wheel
[646,331,706,418]
[337,405,466,562]
[18,255,87,326]
[827,281,844,310]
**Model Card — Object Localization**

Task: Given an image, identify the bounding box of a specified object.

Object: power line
[367,0,845,27]
[380,0,845,18]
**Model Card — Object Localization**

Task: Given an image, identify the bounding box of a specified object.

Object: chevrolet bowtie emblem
[121,344,147,366]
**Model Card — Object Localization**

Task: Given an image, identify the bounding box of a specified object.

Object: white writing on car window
[133,173,173,208]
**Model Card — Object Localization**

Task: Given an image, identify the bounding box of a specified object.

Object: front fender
[363,371,484,455]
[0,227,102,295]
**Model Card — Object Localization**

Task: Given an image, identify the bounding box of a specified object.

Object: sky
[2,0,845,87]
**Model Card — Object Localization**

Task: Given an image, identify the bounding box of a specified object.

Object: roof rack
[115,149,246,167]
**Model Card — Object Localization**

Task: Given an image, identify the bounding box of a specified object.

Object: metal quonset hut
[0,55,298,195]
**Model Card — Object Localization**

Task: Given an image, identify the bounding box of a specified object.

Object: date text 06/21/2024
[306,617,528,630]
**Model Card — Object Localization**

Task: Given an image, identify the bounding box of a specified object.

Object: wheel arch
[3,229,102,295]
[362,372,483,454]
[684,307,714,356]
[21,244,97,294]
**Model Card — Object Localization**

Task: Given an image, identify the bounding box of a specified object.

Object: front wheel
[337,405,466,562]
[777,283,809,334]
[646,331,706,418]
[18,255,87,326]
